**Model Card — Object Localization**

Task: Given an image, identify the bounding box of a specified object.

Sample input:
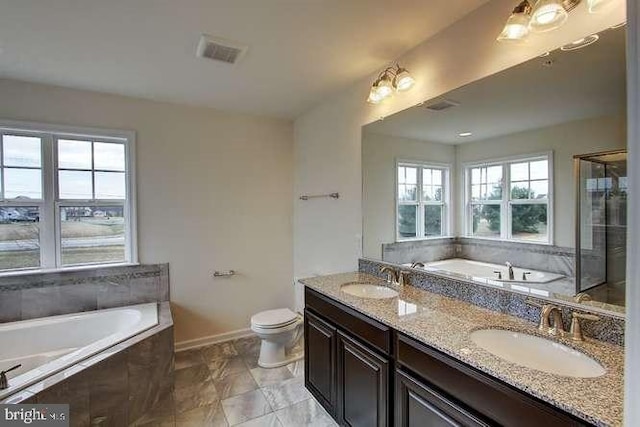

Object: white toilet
[250,308,303,368]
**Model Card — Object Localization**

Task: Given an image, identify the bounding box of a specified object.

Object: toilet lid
[251,308,298,328]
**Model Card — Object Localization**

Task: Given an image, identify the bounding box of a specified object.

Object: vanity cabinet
[305,288,391,426]
[304,287,591,427]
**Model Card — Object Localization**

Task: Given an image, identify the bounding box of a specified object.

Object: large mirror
[362,24,627,313]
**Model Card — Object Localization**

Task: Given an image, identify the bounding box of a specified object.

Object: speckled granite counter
[300,272,624,427]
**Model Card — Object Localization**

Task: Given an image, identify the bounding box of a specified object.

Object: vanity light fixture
[367,64,415,104]
[587,0,616,13]
[560,34,600,51]
[459,132,473,137]
[529,0,569,32]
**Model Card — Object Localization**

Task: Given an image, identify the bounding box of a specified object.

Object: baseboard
[175,327,255,352]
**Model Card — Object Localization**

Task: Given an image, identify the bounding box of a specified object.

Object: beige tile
[202,342,239,362]
[261,377,311,411]
[221,389,271,426]
[208,357,248,380]
[214,371,258,399]
[275,398,337,427]
[235,413,281,427]
[285,360,304,378]
[175,349,205,370]
[232,336,261,357]
[174,379,219,414]
[175,402,227,427]
[175,364,211,390]
[249,366,293,387]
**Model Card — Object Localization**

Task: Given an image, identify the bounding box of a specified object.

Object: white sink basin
[341,282,399,299]
[470,329,606,378]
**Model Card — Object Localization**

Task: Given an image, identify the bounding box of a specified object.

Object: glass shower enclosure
[574,149,627,306]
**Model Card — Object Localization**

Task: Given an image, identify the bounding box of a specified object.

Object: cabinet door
[396,370,490,427]
[337,331,389,427]
[304,309,337,415]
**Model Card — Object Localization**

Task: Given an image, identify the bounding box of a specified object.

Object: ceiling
[0,0,488,119]
[364,25,626,144]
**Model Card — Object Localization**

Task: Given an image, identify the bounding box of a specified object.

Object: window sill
[396,235,456,243]
[463,236,552,246]
[0,262,141,279]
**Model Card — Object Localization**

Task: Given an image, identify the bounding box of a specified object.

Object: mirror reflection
[362,25,626,311]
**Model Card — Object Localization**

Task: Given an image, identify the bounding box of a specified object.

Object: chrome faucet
[505,262,515,280]
[0,364,21,390]
[410,262,425,269]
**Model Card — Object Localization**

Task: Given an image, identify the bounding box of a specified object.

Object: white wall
[293,0,625,281]
[0,78,294,344]
[455,115,626,247]
[362,132,455,258]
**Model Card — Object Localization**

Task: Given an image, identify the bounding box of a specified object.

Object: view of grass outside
[61,206,125,266]
[0,210,40,270]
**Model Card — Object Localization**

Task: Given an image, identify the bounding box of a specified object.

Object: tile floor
[137,336,337,426]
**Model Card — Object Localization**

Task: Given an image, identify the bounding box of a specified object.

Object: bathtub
[412,258,564,284]
[0,303,158,400]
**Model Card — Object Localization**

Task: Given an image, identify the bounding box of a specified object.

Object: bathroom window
[397,162,450,240]
[0,122,136,272]
[465,154,552,244]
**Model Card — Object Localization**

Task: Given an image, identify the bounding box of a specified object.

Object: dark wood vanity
[304,287,591,427]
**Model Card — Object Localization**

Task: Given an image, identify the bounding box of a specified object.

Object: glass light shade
[497,13,530,41]
[587,0,615,13]
[393,69,415,92]
[529,0,568,32]
[375,75,394,99]
[367,86,384,104]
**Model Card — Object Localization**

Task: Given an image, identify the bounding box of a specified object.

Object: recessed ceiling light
[459,132,473,137]
[561,34,599,51]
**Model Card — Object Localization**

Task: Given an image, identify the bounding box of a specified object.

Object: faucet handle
[398,270,410,286]
[569,312,600,341]
[522,272,531,281]
[493,270,502,280]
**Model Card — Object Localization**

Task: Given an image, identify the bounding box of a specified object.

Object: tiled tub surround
[2,302,175,427]
[0,263,170,323]
[360,258,625,346]
[382,237,574,277]
[300,273,625,427]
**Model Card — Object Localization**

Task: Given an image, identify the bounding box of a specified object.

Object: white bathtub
[413,258,564,284]
[0,303,158,400]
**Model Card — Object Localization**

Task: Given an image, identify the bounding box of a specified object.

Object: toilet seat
[251,308,299,329]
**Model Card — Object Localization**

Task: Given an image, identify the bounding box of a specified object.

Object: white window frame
[0,119,138,274]
[463,152,554,245]
[395,159,451,241]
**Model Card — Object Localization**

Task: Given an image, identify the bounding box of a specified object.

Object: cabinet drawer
[396,334,588,427]
[305,287,392,355]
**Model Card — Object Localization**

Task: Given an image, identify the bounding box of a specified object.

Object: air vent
[196,35,248,65]
[424,99,460,111]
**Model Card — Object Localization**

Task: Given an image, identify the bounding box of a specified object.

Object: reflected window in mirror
[397,162,450,240]
[466,153,552,244]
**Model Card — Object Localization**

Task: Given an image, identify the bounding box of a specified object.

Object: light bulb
[367,86,384,104]
[375,74,394,99]
[587,0,615,13]
[393,68,415,92]
[498,13,530,41]
[530,0,568,32]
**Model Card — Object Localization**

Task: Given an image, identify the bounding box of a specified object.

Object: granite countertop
[300,272,624,427]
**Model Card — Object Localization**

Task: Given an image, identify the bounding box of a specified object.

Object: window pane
[4,168,42,199]
[424,205,442,237]
[530,160,548,180]
[399,184,417,202]
[95,172,125,199]
[471,168,481,184]
[398,205,417,238]
[423,186,433,201]
[432,170,442,185]
[3,135,41,167]
[487,183,502,200]
[472,204,500,237]
[61,206,125,266]
[58,140,92,169]
[423,169,432,185]
[0,207,40,270]
[487,166,502,185]
[471,184,481,201]
[94,143,125,171]
[510,183,531,199]
[512,204,548,242]
[530,180,548,199]
[59,170,92,199]
[433,186,443,202]
[511,162,529,181]
[405,167,417,184]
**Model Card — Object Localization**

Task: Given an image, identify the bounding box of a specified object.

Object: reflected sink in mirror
[470,329,606,378]
[341,282,399,299]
